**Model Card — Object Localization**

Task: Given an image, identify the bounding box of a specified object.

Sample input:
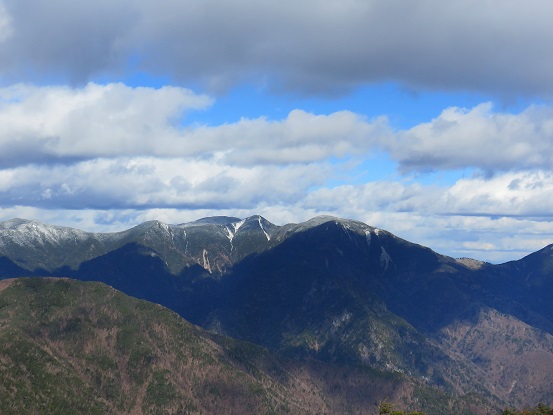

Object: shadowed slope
[0,277,486,415]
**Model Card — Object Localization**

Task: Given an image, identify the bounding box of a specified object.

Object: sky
[1,0,553,263]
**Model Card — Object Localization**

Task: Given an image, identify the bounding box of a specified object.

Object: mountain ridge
[1,277,494,415]
[0,215,480,275]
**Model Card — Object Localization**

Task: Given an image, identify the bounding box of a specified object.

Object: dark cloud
[0,0,135,83]
[1,0,553,97]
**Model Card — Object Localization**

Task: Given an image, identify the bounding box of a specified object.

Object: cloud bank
[1,0,553,96]
[389,104,553,172]
[2,84,553,173]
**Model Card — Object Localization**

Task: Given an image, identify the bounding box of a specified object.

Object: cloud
[0,83,213,165]
[4,84,553,174]
[304,171,553,220]
[0,2,12,42]
[0,156,331,210]
[0,83,389,167]
[0,0,135,83]
[1,0,553,96]
[443,171,553,217]
[384,103,553,172]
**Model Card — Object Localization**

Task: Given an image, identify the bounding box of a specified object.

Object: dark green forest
[501,403,553,415]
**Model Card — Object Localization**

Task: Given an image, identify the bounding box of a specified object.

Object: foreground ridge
[0,277,481,415]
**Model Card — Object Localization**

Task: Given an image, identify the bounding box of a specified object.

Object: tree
[378,401,394,415]
[377,400,425,415]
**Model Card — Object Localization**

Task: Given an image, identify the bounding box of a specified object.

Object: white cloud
[1,0,553,96]
[304,171,553,222]
[0,156,331,210]
[443,171,553,216]
[0,83,389,167]
[4,84,553,174]
[0,83,213,165]
[384,103,553,172]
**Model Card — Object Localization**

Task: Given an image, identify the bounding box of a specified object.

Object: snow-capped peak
[0,218,89,248]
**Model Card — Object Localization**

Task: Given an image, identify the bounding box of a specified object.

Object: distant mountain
[0,277,484,415]
[1,215,552,410]
[0,215,279,274]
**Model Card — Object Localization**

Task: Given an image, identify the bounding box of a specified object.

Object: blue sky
[1,0,553,262]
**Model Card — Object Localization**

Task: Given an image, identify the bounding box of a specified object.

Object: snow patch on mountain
[0,219,90,248]
[258,216,271,241]
[339,222,356,243]
[224,227,234,242]
[202,249,211,273]
[224,218,246,248]
[227,219,244,240]
[380,246,392,270]
[365,230,372,248]
[232,219,246,233]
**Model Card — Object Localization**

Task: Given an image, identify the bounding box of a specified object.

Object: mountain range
[1,215,553,413]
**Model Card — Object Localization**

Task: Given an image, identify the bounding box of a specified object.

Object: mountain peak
[0,218,34,229]
[0,218,89,247]
[184,216,242,226]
